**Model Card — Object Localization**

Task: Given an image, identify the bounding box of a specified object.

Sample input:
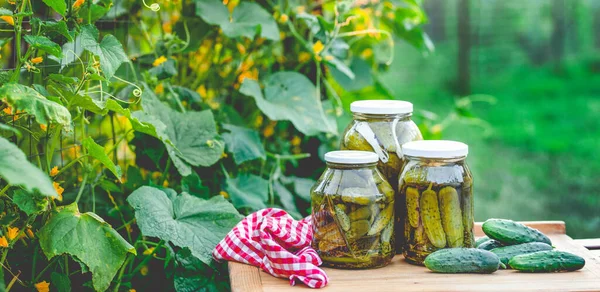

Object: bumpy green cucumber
[406,187,420,228]
[367,203,393,236]
[424,248,501,274]
[482,219,552,245]
[420,185,447,248]
[508,250,585,272]
[439,186,464,247]
[491,242,553,266]
[475,236,490,247]
[478,239,503,251]
[335,205,351,231]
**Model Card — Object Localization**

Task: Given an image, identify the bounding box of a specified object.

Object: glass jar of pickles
[398,141,474,265]
[311,151,395,269]
[340,100,422,253]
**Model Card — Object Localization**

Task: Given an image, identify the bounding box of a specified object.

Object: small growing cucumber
[424,248,501,274]
[509,250,585,272]
[478,239,503,251]
[490,242,553,266]
[482,219,552,245]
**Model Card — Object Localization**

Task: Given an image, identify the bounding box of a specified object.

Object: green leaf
[0,137,57,198]
[79,3,111,22]
[222,124,265,165]
[240,72,337,136]
[148,58,178,80]
[51,272,72,292]
[0,83,72,129]
[42,0,67,16]
[13,190,49,216]
[82,137,122,180]
[290,176,315,202]
[23,35,62,57]
[224,174,268,211]
[174,248,228,292]
[80,25,129,79]
[38,203,135,292]
[196,0,279,41]
[127,186,243,265]
[0,8,13,16]
[48,74,79,85]
[329,58,373,92]
[171,86,201,103]
[0,123,22,138]
[181,173,210,199]
[273,181,301,219]
[33,19,73,42]
[133,87,224,176]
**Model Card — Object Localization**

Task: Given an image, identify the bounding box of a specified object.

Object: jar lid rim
[324,150,379,164]
[402,140,468,158]
[350,100,413,115]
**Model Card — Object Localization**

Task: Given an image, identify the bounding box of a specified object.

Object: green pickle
[399,149,474,265]
[311,161,396,269]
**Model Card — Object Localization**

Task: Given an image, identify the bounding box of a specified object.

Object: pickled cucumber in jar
[398,141,474,265]
[340,100,423,253]
[311,151,395,269]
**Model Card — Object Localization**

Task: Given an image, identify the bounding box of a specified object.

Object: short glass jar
[398,141,474,265]
[340,100,422,253]
[311,151,395,269]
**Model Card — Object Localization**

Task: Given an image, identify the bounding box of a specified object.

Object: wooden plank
[259,234,600,292]
[228,261,263,292]
[575,238,600,250]
[474,221,566,237]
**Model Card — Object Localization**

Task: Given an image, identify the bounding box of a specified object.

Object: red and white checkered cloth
[213,208,329,288]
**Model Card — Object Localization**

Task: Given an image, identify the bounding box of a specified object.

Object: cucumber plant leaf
[127,186,243,265]
[240,71,337,136]
[273,181,301,219]
[222,124,265,165]
[33,19,74,42]
[51,272,72,292]
[196,0,279,41]
[80,25,129,79]
[42,0,67,16]
[224,174,268,211]
[13,190,49,216]
[0,137,57,198]
[0,83,72,129]
[133,88,224,176]
[23,35,62,58]
[38,203,136,292]
[82,137,122,180]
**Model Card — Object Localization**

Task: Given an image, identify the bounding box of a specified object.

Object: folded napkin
[213,208,329,288]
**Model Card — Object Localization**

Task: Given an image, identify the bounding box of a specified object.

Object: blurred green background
[379,0,600,238]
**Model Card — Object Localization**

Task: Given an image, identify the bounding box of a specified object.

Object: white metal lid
[324,150,379,164]
[402,140,469,158]
[350,100,413,115]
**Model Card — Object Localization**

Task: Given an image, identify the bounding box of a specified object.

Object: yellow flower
[151,172,162,180]
[31,57,44,64]
[221,152,228,158]
[73,0,85,9]
[39,124,47,131]
[50,166,59,176]
[53,182,64,201]
[219,191,229,199]
[129,289,137,292]
[361,48,373,58]
[236,43,246,55]
[35,281,50,292]
[8,0,16,4]
[26,228,35,239]
[312,41,324,55]
[279,14,289,23]
[154,83,164,94]
[2,107,11,115]
[254,115,263,127]
[237,68,258,84]
[162,180,169,188]
[140,265,149,276]
[152,56,167,67]
[291,136,301,146]
[7,227,19,241]
[279,31,286,40]
[162,22,173,34]
[143,247,155,255]
[0,237,7,248]
[263,124,275,138]
[197,85,207,98]
[1,16,14,26]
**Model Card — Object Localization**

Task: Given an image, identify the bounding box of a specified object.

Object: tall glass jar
[311,151,395,269]
[340,100,422,253]
[398,140,474,265]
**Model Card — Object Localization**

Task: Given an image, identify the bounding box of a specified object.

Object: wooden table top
[228,221,600,292]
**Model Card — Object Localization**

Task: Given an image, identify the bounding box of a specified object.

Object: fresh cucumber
[482,219,552,245]
[509,250,585,272]
[424,248,501,274]
[490,242,553,266]
[477,239,503,251]
[475,236,490,247]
